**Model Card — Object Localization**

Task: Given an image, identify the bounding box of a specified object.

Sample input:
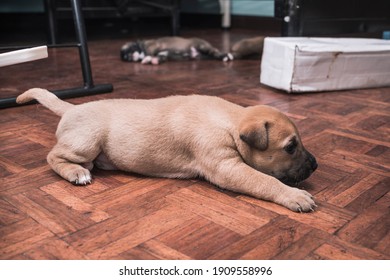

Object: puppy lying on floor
[120,36,264,64]
[17,88,317,212]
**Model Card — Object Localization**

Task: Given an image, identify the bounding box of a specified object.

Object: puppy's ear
[239,121,269,150]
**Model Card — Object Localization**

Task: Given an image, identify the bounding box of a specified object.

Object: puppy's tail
[16,88,74,116]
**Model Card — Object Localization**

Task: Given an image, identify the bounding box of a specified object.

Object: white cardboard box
[260,37,390,92]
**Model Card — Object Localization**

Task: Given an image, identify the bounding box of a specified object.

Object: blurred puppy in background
[120,36,264,64]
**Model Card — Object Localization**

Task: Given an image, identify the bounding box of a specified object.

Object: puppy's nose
[312,160,318,171]
[310,155,318,171]
[306,150,318,172]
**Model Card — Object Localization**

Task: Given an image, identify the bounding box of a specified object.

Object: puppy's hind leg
[195,39,232,61]
[94,152,117,171]
[47,143,98,185]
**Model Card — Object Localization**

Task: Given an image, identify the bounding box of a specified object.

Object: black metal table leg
[71,0,94,88]
[44,0,58,45]
[50,0,113,101]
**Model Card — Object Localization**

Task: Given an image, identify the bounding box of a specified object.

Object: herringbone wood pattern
[0,28,389,260]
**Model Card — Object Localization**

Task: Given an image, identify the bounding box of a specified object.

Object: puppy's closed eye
[284,138,297,154]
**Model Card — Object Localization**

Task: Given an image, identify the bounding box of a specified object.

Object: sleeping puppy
[17,88,318,212]
[120,36,232,65]
[120,36,265,64]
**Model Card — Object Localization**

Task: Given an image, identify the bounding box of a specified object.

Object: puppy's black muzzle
[279,151,318,186]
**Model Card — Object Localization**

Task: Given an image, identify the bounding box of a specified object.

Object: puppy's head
[120,41,146,62]
[238,105,317,186]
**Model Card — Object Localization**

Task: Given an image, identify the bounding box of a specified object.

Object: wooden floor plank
[118,239,192,260]
[41,183,111,223]
[61,205,165,254]
[0,218,54,259]
[157,216,242,259]
[207,216,310,259]
[166,188,270,235]
[312,237,388,260]
[336,199,390,254]
[272,229,328,260]
[315,169,371,201]
[239,223,312,259]
[0,198,26,226]
[85,205,197,259]
[0,154,27,177]
[188,182,278,220]
[344,178,390,212]
[313,243,362,260]
[239,196,355,234]
[328,173,385,207]
[20,238,88,260]
[1,165,59,195]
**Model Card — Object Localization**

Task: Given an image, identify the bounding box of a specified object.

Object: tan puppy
[17,88,318,212]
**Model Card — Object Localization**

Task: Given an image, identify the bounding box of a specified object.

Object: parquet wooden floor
[0,26,389,260]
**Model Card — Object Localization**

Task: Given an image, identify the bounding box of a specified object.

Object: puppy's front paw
[141,56,160,65]
[222,53,234,62]
[282,188,316,213]
[151,57,160,65]
[141,56,153,64]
